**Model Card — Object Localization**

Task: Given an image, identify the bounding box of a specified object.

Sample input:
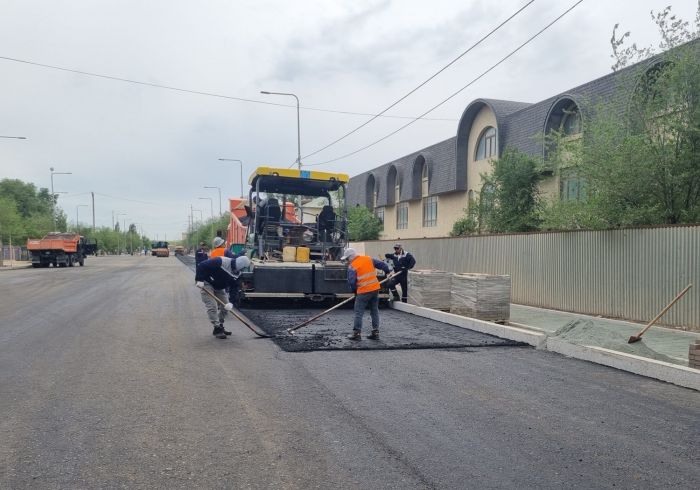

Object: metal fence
[1,246,29,262]
[355,225,700,330]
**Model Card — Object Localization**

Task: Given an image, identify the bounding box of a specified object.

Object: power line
[305,0,585,167]
[0,55,455,122]
[300,0,535,161]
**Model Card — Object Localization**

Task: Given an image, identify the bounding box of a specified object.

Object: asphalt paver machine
[238,167,389,303]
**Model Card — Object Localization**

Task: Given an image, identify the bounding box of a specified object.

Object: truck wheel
[32,264,41,268]
[68,256,74,267]
[79,258,85,266]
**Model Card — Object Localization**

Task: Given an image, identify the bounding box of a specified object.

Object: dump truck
[151,241,170,257]
[27,232,98,268]
[237,167,390,304]
[173,246,185,256]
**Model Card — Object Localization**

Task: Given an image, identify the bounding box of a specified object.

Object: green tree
[0,196,26,241]
[0,178,65,241]
[347,206,382,241]
[538,5,700,230]
[481,148,543,233]
[580,5,700,226]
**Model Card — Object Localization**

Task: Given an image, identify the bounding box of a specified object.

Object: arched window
[561,104,581,136]
[475,127,497,160]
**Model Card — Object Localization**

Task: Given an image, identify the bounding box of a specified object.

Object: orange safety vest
[350,255,380,294]
[210,247,225,258]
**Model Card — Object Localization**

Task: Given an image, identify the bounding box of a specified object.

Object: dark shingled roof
[348,40,698,208]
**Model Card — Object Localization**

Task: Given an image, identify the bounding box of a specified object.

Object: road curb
[0,264,32,271]
[391,302,700,392]
[546,339,700,391]
[390,302,546,347]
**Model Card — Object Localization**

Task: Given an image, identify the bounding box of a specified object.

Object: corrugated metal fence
[356,225,700,329]
[1,246,29,262]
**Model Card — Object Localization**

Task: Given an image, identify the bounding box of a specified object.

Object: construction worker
[385,242,415,303]
[195,254,251,339]
[195,241,208,266]
[341,247,391,341]
[210,236,227,258]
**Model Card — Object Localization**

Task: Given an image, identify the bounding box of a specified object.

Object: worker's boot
[220,323,232,336]
[212,325,227,339]
[367,329,379,340]
[347,331,362,341]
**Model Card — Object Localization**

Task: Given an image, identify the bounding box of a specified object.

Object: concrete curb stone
[391,301,700,392]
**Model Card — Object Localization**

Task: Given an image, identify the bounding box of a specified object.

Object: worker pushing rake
[287,248,399,339]
[195,246,400,341]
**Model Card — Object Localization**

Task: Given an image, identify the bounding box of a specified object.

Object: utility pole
[91,192,95,231]
[50,167,72,231]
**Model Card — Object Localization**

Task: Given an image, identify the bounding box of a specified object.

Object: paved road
[1,256,698,489]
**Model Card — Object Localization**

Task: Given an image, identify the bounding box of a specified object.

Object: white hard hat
[341,248,357,261]
[235,255,251,271]
[213,237,225,248]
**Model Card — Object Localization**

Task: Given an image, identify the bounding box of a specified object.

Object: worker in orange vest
[210,237,227,258]
[341,247,391,341]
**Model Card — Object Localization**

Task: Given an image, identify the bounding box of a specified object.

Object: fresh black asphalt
[1,256,698,488]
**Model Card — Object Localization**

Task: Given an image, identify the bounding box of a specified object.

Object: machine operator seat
[317,205,336,240]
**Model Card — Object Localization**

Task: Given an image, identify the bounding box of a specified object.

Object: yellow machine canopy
[248,167,349,196]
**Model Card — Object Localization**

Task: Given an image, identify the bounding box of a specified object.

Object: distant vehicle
[151,241,170,257]
[174,246,185,256]
[27,233,98,268]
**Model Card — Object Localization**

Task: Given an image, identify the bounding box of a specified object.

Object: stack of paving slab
[690,340,700,369]
[407,269,452,311]
[450,273,511,322]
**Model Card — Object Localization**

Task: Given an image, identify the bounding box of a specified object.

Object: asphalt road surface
[1,256,698,489]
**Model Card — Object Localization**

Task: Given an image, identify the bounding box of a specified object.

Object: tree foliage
[0,178,66,243]
[481,148,543,233]
[347,206,382,241]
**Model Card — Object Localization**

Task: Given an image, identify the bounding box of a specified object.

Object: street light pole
[75,204,88,231]
[260,91,301,169]
[204,186,222,215]
[50,167,72,231]
[0,135,27,139]
[218,158,244,198]
[117,213,127,255]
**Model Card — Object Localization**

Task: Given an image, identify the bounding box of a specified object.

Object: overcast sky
[1,0,696,240]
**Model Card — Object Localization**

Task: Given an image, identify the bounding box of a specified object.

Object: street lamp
[204,186,222,215]
[260,91,301,169]
[218,158,244,198]
[50,167,72,231]
[0,135,27,139]
[75,204,88,231]
[117,213,127,255]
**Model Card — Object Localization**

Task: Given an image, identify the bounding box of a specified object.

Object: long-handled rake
[199,286,270,338]
[287,270,403,335]
[628,283,692,344]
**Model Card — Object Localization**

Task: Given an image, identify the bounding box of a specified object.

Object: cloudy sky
[1,0,696,240]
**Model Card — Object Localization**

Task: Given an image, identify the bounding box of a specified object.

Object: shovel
[199,285,270,338]
[628,283,692,344]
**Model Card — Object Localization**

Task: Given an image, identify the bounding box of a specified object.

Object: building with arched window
[346,41,699,239]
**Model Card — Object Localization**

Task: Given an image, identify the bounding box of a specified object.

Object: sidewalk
[0,260,32,271]
[510,304,699,366]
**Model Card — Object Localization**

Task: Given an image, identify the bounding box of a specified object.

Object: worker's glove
[224,302,234,311]
[195,281,204,288]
